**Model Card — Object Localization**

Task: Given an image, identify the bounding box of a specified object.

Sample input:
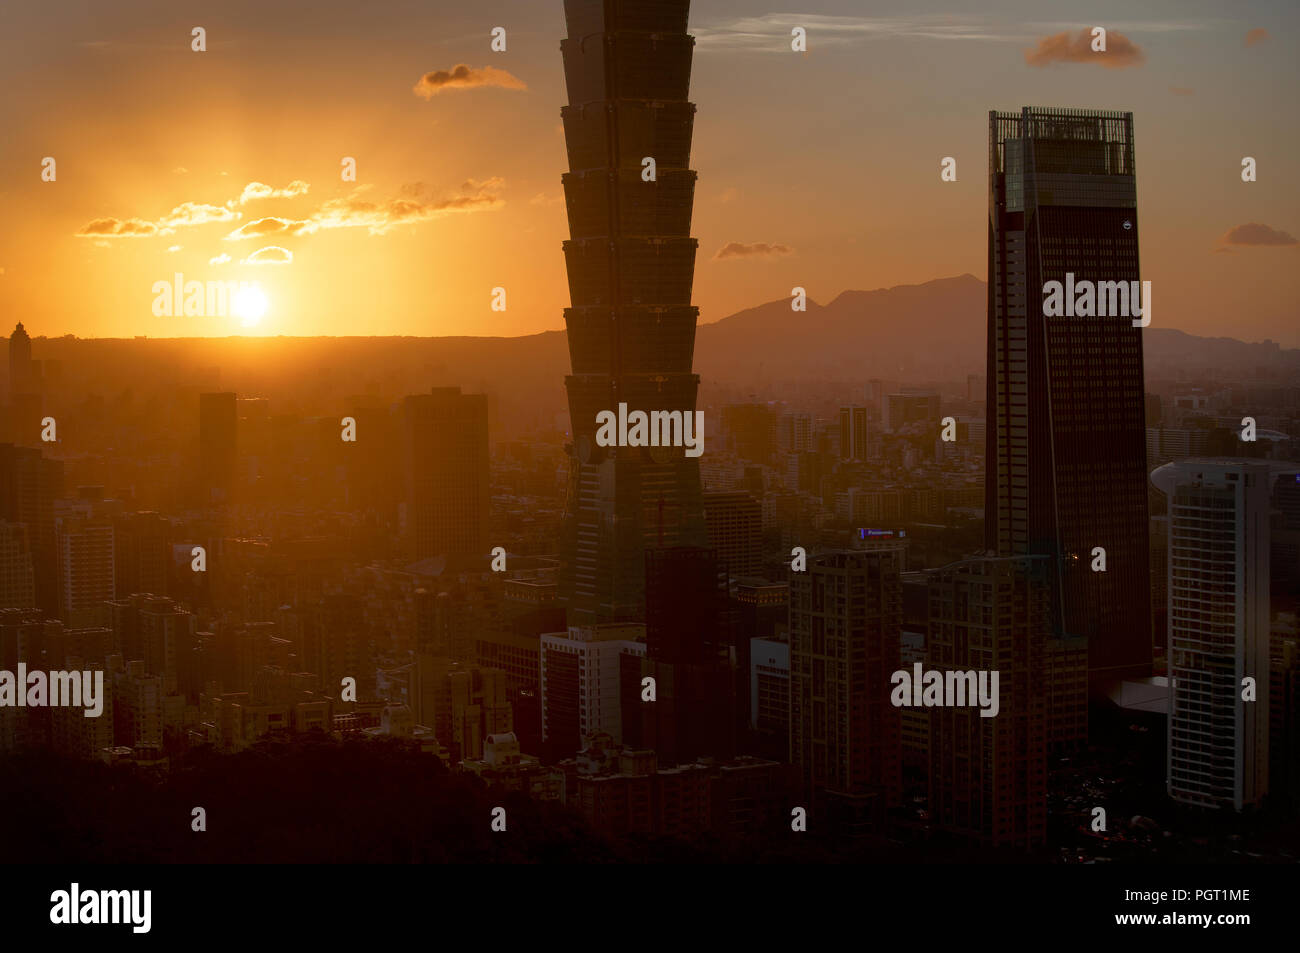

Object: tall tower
[558,0,707,624]
[986,107,1151,690]
[7,323,33,397]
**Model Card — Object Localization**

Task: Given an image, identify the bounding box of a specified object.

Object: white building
[1151,459,1294,811]
[540,624,645,750]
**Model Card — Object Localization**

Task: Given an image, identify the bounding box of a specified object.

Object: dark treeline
[0,735,848,864]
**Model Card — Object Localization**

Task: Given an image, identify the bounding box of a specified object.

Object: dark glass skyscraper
[558,0,707,623]
[985,107,1151,688]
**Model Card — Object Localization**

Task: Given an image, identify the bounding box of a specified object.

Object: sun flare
[233,286,269,327]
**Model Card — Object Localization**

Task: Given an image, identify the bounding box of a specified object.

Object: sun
[233,286,269,327]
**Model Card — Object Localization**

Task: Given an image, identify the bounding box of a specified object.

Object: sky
[0,0,1296,344]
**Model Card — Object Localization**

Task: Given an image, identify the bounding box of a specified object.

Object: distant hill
[694,274,1300,384]
[7,276,1296,436]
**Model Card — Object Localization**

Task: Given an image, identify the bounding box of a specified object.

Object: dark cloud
[413,64,526,99]
[1217,223,1297,247]
[1244,28,1269,47]
[714,241,793,260]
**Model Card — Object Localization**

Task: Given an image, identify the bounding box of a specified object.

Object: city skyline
[1,0,1298,895]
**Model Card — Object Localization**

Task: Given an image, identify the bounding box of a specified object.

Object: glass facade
[559,0,708,624]
[986,107,1152,686]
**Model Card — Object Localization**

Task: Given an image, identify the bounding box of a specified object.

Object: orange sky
[1,0,1296,344]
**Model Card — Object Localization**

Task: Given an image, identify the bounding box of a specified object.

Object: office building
[403,387,490,567]
[702,491,761,578]
[198,392,237,503]
[540,623,645,758]
[986,107,1151,689]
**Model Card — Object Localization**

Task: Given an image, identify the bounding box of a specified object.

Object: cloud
[1244,28,1269,47]
[714,241,793,260]
[413,64,526,98]
[209,253,231,266]
[717,187,741,203]
[166,245,182,253]
[1169,86,1194,96]
[529,192,564,207]
[157,202,240,229]
[1217,223,1297,247]
[224,216,303,241]
[1024,29,1145,68]
[693,14,1022,51]
[240,246,293,266]
[288,179,505,236]
[229,180,310,206]
[77,201,241,239]
[76,217,160,238]
[172,166,189,175]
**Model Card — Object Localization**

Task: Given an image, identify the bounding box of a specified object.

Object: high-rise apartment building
[0,521,35,609]
[986,107,1151,689]
[55,515,114,628]
[789,548,903,834]
[1152,460,1290,811]
[558,0,707,623]
[403,387,489,567]
[927,556,1050,848]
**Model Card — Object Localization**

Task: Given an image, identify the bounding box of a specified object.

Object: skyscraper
[558,0,707,624]
[0,444,64,615]
[1152,460,1291,811]
[789,548,903,834]
[198,392,238,504]
[7,322,33,397]
[986,107,1151,689]
[839,406,868,461]
[402,387,489,567]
